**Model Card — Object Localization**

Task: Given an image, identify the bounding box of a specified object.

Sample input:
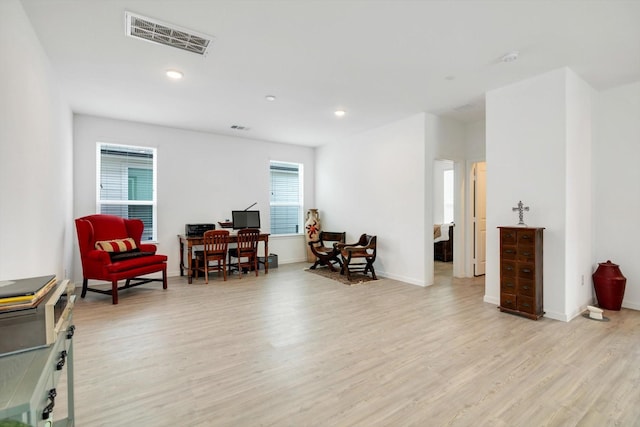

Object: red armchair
[75,214,167,304]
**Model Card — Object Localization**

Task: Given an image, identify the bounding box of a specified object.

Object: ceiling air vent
[125,11,213,56]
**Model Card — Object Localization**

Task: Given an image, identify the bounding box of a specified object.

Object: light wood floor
[59,262,640,426]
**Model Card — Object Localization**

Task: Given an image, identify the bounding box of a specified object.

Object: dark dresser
[498,226,544,320]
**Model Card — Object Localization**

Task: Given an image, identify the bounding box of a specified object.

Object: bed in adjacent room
[434,223,454,262]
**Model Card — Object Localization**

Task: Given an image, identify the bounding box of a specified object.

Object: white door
[473,162,487,276]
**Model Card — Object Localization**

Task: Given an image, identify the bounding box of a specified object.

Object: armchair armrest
[87,249,112,263]
[139,243,157,252]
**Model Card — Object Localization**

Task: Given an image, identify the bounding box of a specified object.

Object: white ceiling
[20,0,640,147]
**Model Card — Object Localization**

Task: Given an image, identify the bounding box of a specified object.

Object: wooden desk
[177,232,270,283]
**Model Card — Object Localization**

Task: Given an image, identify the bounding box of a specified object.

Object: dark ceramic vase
[592,260,626,310]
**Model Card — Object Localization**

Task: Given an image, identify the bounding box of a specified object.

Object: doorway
[433,159,455,280]
[473,162,487,276]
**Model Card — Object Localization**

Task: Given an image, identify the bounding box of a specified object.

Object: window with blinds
[270,161,303,235]
[97,143,157,241]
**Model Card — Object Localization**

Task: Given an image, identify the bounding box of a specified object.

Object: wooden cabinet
[498,226,544,320]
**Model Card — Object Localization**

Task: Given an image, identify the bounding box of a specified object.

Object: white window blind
[97,143,157,241]
[270,161,303,235]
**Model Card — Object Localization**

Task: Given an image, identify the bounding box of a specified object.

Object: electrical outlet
[581,275,585,286]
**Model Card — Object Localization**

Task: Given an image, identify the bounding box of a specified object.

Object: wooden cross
[512,200,530,225]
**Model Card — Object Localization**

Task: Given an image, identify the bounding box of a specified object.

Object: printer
[185,223,216,237]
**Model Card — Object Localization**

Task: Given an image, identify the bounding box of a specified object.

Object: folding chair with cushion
[336,234,377,281]
[308,231,345,271]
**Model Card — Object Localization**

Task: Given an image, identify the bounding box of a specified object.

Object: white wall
[565,70,595,317]
[464,120,487,162]
[72,115,315,280]
[432,160,453,224]
[0,0,73,281]
[463,120,486,278]
[594,81,640,310]
[316,113,428,285]
[486,68,594,321]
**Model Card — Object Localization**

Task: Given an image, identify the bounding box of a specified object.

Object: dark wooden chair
[336,234,377,281]
[308,231,345,271]
[194,230,230,283]
[228,228,260,278]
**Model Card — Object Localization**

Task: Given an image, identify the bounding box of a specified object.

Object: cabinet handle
[522,251,531,257]
[522,268,531,273]
[523,286,530,291]
[67,324,76,339]
[506,266,513,271]
[56,350,67,371]
[505,249,515,254]
[506,282,515,288]
[522,235,531,240]
[42,388,57,420]
[522,303,530,308]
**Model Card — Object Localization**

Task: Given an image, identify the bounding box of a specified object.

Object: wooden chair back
[229,228,260,278]
[236,228,260,254]
[203,229,230,258]
[196,230,230,282]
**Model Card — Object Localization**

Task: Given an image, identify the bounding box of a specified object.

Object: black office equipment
[185,223,216,237]
[232,211,260,230]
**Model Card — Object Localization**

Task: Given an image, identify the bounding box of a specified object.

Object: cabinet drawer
[501,261,517,277]
[517,229,536,246]
[518,279,535,297]
[500,276,517,293]
[501,230,517,245]
[518,263,535,280]
[517,295,536,314]
[501,246,517,260]
[500,292,517,310]
[517,247,536,262]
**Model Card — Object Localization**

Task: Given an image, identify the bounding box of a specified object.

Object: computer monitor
[232,210,261,230]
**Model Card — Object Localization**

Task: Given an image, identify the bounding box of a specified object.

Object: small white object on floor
[587,305,603,320]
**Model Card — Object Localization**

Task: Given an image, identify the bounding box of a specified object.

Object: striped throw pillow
[95,238,137,253]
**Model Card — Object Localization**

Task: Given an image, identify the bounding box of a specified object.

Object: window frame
[269,160,304,236]
[96,142,158,242]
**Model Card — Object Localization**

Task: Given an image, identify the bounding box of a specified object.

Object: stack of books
[0,275,57,311]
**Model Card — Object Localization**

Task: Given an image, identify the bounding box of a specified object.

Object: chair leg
[205,259,209,284]
[162,268,168,289]
[223,258,227,281]
[111,280,119,304]
[81,278,88,298]
[254,254,258,276]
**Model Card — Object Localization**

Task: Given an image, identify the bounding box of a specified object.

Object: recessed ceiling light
[334,110,346,117]
[501,51,519,63]
[166,69,183,80]
[265,95,276,101]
